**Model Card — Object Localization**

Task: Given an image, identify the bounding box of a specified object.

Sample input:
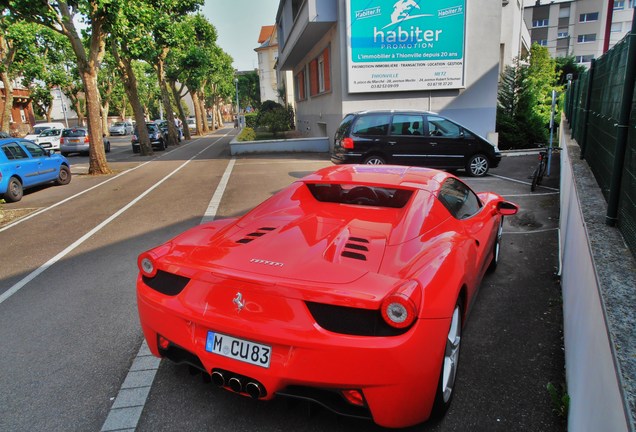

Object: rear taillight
[84,135,90,143]
[342,137,354,149]
[381,281,422,329]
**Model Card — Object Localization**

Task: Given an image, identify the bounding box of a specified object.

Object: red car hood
[172,215,390,285]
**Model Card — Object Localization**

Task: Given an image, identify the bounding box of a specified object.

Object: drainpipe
[603,0,613,53]
[605,14,636,226]
[579,59,595,160]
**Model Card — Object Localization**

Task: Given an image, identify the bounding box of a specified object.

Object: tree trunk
[58,5,110,174]
[112,43,152,156]
[168,79,190,140]
[154,54,178,147]
[190,89,202,136]
[82,68,111,174]
[0,71,14,132]
[46,103,53,123]
[101,101,110,136]
[198,91,208,133]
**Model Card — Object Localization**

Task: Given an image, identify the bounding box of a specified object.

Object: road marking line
[488,173,560,192]
[201,158,236,223]
[0,133,229,306]
[101,148,235,432]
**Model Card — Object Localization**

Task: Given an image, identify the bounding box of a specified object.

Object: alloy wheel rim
[471,157,488,176]
[494,219,503,263]
[442,305,461,402]
[366,158,384,165]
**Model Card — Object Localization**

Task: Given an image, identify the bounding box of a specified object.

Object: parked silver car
[109,121,133,136]
[60,128,111,156]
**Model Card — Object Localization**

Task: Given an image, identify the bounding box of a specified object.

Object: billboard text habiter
[347,0,466,93]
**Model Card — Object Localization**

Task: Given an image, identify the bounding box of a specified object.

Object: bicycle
[530,148,548,192]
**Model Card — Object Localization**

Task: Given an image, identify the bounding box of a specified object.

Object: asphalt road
[0,128,565,432]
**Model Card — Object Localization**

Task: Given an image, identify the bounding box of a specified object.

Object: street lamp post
[234,78,240,128]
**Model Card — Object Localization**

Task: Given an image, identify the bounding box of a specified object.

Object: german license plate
[205,331,271,368]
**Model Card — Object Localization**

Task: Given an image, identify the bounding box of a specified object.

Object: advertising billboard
[346,0,466,93]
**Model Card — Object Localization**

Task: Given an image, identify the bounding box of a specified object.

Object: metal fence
[565,27,636,257]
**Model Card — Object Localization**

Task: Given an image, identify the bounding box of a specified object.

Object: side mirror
[497,201,519,216]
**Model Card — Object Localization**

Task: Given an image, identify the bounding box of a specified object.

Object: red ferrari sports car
[136,165,518,428]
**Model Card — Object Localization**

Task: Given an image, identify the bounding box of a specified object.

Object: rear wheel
[466,154,489,177]
[4,177,24,202]
[487,218,504,272]
[363,155,386,165]
[55,165,72,185]
[431,301,462,419]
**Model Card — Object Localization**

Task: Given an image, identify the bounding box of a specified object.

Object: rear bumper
[330,151,363,165]
[137,277,449,428]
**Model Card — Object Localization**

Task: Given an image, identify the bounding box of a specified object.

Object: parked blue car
[0,138,71,202]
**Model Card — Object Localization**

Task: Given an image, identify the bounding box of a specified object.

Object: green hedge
[236,127,256,142]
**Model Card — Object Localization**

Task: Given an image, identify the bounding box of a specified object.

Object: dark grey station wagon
[331,110,502,177]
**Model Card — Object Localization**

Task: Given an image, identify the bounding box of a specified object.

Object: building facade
[276,0,521,145]
[255,25,295,107]
[523,0,634,66]
[255,25,280,103]
[0,81,36,134]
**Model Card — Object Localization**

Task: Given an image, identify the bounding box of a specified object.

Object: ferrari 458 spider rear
[136,165,518,428]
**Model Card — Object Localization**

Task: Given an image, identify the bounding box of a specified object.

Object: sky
[202,0,281,72]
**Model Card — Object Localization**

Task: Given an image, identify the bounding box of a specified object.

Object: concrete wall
[559,119,635,431]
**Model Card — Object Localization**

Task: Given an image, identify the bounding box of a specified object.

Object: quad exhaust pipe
[210,370,265,399]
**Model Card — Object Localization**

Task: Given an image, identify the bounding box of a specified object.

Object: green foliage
[236,72,261,111]
[547,382,570,417]
[259,107,291,137]
[236,127,256,142]
[244,113,258,129]
[555,56,586,85]
[497,44,563,149]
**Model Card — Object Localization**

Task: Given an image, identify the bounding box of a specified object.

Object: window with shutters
[295,69,306,102]
[309,46,331,97]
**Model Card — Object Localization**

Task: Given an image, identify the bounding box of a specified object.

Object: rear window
[335,114,356,140]
[307,183,413,208]
[62,129,87,137]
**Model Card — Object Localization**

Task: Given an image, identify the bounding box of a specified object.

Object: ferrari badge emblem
[233,292,245,313]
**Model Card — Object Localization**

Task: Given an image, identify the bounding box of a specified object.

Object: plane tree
[3,0,120,174]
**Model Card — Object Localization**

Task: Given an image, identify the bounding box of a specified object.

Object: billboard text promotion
[347,0,466,93]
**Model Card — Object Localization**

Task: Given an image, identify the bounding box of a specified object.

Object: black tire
[61,152,69,157]
[133,146,140,154]
[531,167,539,192]
[465,154,490,177]
[55,165,72,186]
[536,162,545,186]
[158,140,166,151]
[4,177,24,202]
[487,218,504,272]
[431,300,463,419]
[363,155,386,165]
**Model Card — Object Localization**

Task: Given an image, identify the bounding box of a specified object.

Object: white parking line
[488,173,560,192]
[100,155,235,432]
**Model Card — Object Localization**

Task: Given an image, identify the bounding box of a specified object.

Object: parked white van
[24,122,66,141]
